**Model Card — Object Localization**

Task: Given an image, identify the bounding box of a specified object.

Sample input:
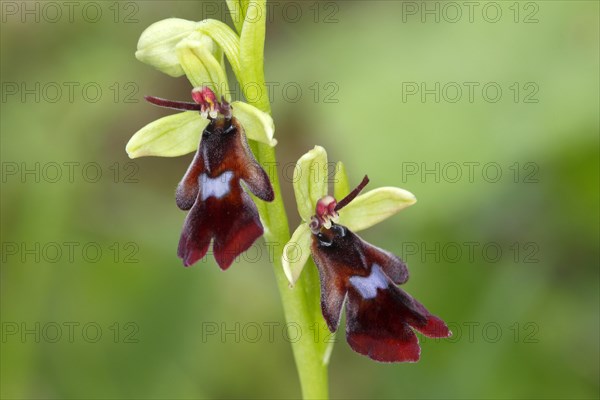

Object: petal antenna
[335,175,369,211]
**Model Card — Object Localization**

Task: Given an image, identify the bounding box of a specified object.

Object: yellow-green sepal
[282,223,312,286]
[126,112,207,158]
[333,161,350,200]
[337,187,417,232]
[231,101,276,146]
[293,146,329,221]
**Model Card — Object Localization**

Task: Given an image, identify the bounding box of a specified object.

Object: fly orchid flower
[282,146,451,362]
[126,16,276,269]
[138,87,274,269]
[127,18,276,159]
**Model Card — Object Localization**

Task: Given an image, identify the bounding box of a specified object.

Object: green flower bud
[176,33,229,100]
[135,18,200,77]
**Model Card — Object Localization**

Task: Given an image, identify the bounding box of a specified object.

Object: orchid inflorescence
[127,0,450,396]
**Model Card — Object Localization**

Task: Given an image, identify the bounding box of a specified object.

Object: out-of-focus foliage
[1,1,598,399]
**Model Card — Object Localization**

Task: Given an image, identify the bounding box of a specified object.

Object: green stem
[236,1,329,396]
[251,140,329,400]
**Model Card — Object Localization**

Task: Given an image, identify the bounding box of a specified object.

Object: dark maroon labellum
[310,176,451,362]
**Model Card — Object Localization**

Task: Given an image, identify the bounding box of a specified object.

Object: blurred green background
[1,1,598,398]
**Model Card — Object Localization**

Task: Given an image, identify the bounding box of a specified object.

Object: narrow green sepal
[333,161,350,200]
[282,224,312,286]
[294,146,329,221]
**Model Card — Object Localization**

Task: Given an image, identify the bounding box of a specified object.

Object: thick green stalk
[251,136,329,400]
[237,1,329,396]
